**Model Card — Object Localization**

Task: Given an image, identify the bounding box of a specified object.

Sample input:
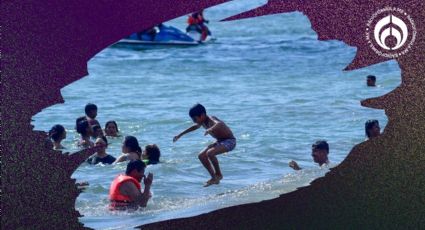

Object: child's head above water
[49,124,66,142]
[85,103,98,119]
[311,140,329,166]
[122,136,142,160]
[92,124,103,138]
[105,120,119,136]
[143,144,161,164]
[189,103,207,124]
[76,120,93,137]
[75,116,87,129]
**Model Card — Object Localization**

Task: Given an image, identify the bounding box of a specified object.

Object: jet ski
[186,24,215,42]
[114,24,200,47]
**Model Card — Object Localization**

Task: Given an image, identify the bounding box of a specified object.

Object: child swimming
[87,136,116,165]
[142,144,161,165]
[173,103,236,187]
[114,136,143,163]
[49,124,66,150]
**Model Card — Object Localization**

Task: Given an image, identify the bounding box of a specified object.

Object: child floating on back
[174,103,236,187]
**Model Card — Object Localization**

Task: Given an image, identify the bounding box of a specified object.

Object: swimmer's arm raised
[174,124,201,142]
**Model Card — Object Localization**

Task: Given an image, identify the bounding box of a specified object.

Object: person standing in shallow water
[109,160,153,210]
[289,140,330,170]
[365,120,381,140]
[173,103,236,187]
[49,124,66,150]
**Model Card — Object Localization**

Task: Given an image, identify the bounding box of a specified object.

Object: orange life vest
[109,174,141,203]
[188,16,198,25]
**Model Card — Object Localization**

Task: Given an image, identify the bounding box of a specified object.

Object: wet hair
[92,125,102,135]
[124,136,142,158]
[76,120,90,136]
[126,160,146,175]
[96,136,108,147]
[367,75,376,81]
[189,103,206,118]
[75,116,87,130]
[85,103,98,116]
[145,144,161,164]
[365,120,379,138]
[105,120,119,132]
[49,124,65,142]
[312,140,329,152]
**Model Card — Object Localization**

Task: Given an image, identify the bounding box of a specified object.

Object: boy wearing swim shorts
[173,103,236,187]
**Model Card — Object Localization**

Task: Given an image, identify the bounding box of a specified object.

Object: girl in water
[142,144,161,165]
[114,136,142,163]
[104,120,120,137]
[49,124,66,150]
[76,118,94,148]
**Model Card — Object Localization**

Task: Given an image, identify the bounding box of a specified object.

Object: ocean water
[32,1,401,229]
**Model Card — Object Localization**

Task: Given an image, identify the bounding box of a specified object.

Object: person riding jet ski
[186,10,211,41]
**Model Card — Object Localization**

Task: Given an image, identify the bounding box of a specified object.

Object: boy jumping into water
[173,103,236,187]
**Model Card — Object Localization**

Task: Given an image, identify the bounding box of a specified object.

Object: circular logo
[366,7,416,58]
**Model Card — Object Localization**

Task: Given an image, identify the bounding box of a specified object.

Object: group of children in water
[48,75,382,209]
[48,103,161,166]
[108,103,237,209]
[47,102,238,210]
